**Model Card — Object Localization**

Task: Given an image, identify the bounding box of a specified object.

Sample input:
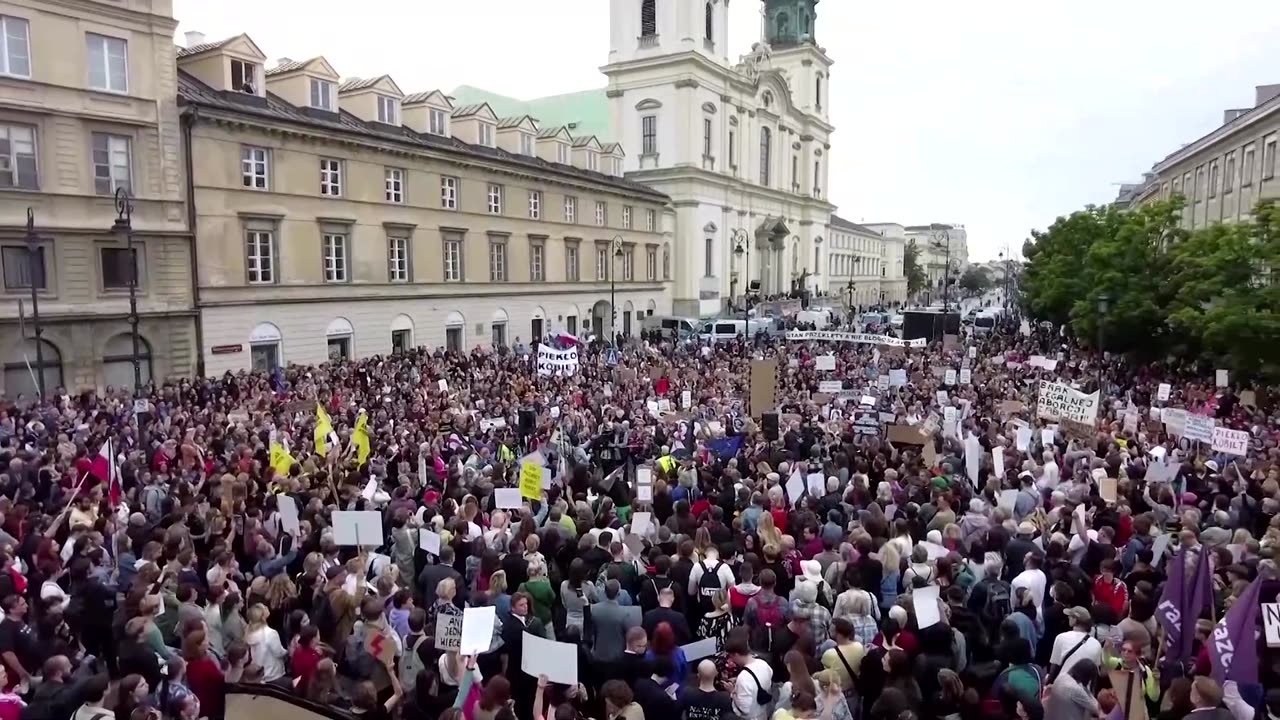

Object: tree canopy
[904,240,928,297]
[958,266,992,294]
[1019,197,1280,379]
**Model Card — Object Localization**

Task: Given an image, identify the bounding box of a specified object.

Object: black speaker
[519,408,536,435]
[762,412,779,442]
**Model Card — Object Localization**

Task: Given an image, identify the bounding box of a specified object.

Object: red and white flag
[90,439,122,507]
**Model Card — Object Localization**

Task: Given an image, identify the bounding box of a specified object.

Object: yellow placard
[519,461,542,500]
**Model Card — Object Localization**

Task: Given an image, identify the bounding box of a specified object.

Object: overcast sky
[173,0,1280,262]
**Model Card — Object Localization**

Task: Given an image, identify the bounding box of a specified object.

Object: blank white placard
[419,529,442,555]
[460,606,496,655]
[521,631,578,685]
[913,585,941,628]
[333,511,383,547]
[680,637,718,661]
[494,488,522,509]
[278,495,300,535]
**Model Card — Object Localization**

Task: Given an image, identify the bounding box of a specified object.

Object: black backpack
[313,588,339,639]
[697,561,726,607]
[980,579,1012,633]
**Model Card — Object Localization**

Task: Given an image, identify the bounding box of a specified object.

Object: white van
[697,318,769,342]
[643,315,701,338]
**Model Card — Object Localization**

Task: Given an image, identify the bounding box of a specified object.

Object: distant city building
[828,218,906,307]
[1120,83,1280,228]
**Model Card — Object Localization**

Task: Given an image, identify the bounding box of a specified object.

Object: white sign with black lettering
[535,346,580,377]
[1262,604,1280,648]
[435,613,463,651]
[1036,380,1100,425]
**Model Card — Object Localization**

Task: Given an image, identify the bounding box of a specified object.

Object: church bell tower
[762,0,819,47]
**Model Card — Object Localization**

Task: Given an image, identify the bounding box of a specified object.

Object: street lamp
[732,229,749,322]
[112,188,143,398]
[844,278,855,321]
[931,229,953,316]
[24,208,45,397]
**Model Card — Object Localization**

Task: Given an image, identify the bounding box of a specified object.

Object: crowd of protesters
[0,299,1274,720]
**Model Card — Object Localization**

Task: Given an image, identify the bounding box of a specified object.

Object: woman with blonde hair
[523,532,546,569]
[758,512,784,550]
[244,603,288,684]
[693,526,714,561]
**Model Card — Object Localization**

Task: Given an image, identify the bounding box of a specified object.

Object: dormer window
[557,144,569,164]
[479,122,494,147]
[377,95,399,124]
[520,134,534,156]
[587,152,598,172]
[230,58,258,94]
[429,108,448,136]
[309,78,334,111]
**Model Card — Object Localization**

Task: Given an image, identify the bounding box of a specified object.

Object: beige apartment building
[825,216,907,308]
[0,0,196,397]
[176,33,671,374]
[1127,84,1280,228]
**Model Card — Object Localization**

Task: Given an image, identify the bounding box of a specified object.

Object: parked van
[643,315,701,338]
[697,318,770,342]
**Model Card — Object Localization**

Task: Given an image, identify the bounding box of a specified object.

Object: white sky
[173,0,1280,262]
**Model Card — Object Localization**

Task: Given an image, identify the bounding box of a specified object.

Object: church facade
[603,0,837,317]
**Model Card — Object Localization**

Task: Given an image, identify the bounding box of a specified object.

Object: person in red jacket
[1092,558,1129,622]
[182,628,225,720]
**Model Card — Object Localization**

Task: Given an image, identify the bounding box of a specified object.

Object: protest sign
[1157,383,1171,402]
[519,461,542,499]
[784,330,926,347]
[1036,380,1100,425]
[460,606,496,655]
[1183,413,1215,443]
[333,511,382,547]
[535,346,579,376]
[815,355,836,371]
[818,380,843,394]
[521,632,578,686]
[1211,426,1249,456]
[435,613,462,651]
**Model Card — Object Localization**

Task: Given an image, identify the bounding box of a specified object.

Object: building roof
[176,71,667,201]
[830,215,881,235]
[265,58,308,76]
[338,76,388,92]
[451,103,492,119]
[496,115,535,130]
[449,85,612,141]
[903,223,957,232]
[176,37,234,58]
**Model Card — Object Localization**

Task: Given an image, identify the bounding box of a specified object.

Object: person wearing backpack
[743,569,791,662]
[967,559,1012,646]
[687,547,733,623]
[727,634,774,720]
[398,608,431,696]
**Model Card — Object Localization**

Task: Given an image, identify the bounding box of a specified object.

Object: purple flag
[1209,576,1261,685]
[1183,548,1214,658]
[1155,548,1187,657]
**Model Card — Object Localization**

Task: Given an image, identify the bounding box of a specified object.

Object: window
[641,0,657,36]
[388,236,409,282]
[492,322,506,347]
[441,176,458,209]
[322,234,348,282]
[791,154,798,188]
[815,75,823,111]
[622,248,633,281]
[0,16,30,78]
[623,206,633,229]
[91,134,131,195]
[528,190,542,219]
[2,245,44,290]
[377,95,399,124]
[566,244,579,281]
[647,247,657,281]
[564,196,577,223]
[646,209,656,232]
[814,247,820,274]
[229,58,257,93]
[704,237,713,277]
[86,33,127,93]
[813,161,821,196]
[1224,152,1236,193]
[429,108,448,136]
[595,201,607,226]
[1172,177,1181,195]
[587,152,598,171]
[1194,165,1204,201]
[479,123,494,147]
[1182,172,1192,199]
[0,124,35,190]
[759,127,772,185]
[596,246,608,281]
[1265,135,1277,180]
[1208,160,1219,197]
[100,247,138,290]
[641,115,657,155]
[309,78,334,110]
[1242,145,1256,186]
[703,118,713,157]
[245,230,274,284]
[442,233,462,281]
[663,245,670,279]
[557,143,569,164]
[486,184,503,214]
[320,158,342,196]
[385,168,404,203]
[488,239,507,281]
[520,134,534,156]
[241,146,269,189]
[530,243,545,281]
[728,130,736,168]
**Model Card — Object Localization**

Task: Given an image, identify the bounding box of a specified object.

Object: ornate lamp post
[1096,292,1110,392]
[732,229,749,323]
[24,208,45,396]
[111,188,142,398]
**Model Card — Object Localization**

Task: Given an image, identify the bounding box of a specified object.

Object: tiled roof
[496,115,533,130]
[600,142,622,155]
[831,215,881,235]
[176,38,233,58]
[536,127,567,140]
[570,135,598,148]
[265,59,309,76]
[403,90,449,106]
[176,71,667,201]
[338,76,384,92]
[451,103,490,119]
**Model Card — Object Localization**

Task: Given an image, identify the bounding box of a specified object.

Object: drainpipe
[180,106,206,377]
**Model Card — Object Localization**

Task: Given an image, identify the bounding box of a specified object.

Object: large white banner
[785,330,926,348]
[535,346,580,377]
[1036,380,1100,424]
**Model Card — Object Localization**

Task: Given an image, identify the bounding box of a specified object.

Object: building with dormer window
[174,32,671,372]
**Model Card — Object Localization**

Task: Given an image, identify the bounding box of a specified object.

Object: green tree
[958,266,992,294]
[904,240,928,296]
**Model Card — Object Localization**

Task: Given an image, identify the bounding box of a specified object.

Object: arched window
[777,12,790,39]
[4,337,62,398]
[759,127,772,186]
[641,0,657,37]
[103,332,153,390]
[802,12,810,35]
